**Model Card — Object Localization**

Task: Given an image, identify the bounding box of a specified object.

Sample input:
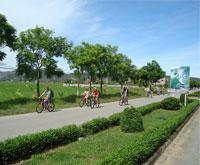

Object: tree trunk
[121,83,123,89]
[100,77,103,96]
[37,68,40,97]
[77,78,80,96]
[90,80,92,92]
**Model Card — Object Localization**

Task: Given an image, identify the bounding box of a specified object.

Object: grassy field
[18,109,177,165]
[0,82,145,116]
[189,91,200,97]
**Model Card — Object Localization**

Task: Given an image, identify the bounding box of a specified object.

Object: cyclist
[81,89,90,104]
[91,87,100,105]
[121,86,128,102]
[39,87,52,109]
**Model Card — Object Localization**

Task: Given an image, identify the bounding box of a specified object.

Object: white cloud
[0,0,118,73]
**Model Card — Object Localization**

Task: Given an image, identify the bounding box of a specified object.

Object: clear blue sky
[0,0,199,77]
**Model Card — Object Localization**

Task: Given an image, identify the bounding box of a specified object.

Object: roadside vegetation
[0,82,145,116]
[18,109,176,165]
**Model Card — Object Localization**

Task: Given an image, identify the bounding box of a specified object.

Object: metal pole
[184,94,187,106]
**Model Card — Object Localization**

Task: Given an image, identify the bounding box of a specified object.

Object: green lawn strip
[0,82,145,116]
[18,109,176,165]
[189,91,200,97]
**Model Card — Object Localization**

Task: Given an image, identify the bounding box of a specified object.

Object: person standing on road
[145,87,149,97]
[157,86,160,95]
[150,83,154,98]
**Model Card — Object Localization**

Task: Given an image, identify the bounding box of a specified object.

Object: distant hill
[0,71,89,82]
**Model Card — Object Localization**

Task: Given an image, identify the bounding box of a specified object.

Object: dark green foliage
[108,112,122,126]
[137,102,161,116]
[0,14,17,61]
[120,106,144,132]
[0,125,81,164]
[100,100,199,165]
[81,118,111,136]
[161,97,181,110]
[180,94,191,105]
[189,91,200,97]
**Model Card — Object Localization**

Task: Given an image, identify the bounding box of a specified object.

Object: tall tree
[142,60,165,84]
[94,44,118,95]
[109,53,133,89]
[16,26,72,97]
[0,13,17,61]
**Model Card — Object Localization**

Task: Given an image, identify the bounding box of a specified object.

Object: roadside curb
[142,104,200,165]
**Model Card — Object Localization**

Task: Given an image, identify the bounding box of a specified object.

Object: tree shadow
[0,98,37,110]
[61,95,77,103]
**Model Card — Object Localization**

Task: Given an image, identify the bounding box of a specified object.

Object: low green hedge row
[0,101,161,164]
[0,125,81,164]
[100,100,199,165]
[137,102,161,115]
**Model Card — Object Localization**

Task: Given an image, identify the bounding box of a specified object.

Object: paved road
[0,95,168,141]
[0,89,198,141]
[154,106,200,165]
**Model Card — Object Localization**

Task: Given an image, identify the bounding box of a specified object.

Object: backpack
[50,89,54,97]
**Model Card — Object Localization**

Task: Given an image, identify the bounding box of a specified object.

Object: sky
[0,0,199,77]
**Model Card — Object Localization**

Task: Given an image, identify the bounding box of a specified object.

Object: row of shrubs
[100,100,199,165]
[0,102,160,164]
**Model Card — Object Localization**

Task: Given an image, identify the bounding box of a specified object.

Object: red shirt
[93,89,99,96]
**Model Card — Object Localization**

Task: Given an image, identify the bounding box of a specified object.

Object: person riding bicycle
[81,89,90,104]
[39,87,52,109]
[121,86,128,102]
[91,87,100,105]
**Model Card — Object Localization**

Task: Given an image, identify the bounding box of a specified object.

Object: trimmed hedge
[81,118,111,136]
[100,100,199,165]
[0,125,81,164]
[0,101,162,164]
[137,102,161,116]
[120,107,144,132]
[161,97,181,110]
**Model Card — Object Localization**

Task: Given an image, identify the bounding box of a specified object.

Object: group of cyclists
[38,85,129,111]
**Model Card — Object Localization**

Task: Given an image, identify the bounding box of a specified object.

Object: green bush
[137,102,161,116]
[108,112,122,126]
[161,97,181,110]
[0,125,81,165]
[100,100,199,165]
[120,106,144,132]
[81,118,111,136]
[180,94,192,105]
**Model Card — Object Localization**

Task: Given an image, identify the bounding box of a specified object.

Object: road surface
[0,95,168,141]
[154,106,200,165]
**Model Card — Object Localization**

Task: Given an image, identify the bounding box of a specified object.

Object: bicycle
[91,96,100,109]
[79,96,91,107]
[36,98,55,113]
[119,95,128,106]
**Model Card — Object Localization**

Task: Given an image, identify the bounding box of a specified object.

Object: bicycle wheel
[87,98,91,106]
[125,98,128,105]
[79,99,84,107]
[48,102,55,112]
[119,98,123,106]
[96,99,100,108]
[36,103,44,113]
[91,100,94,109]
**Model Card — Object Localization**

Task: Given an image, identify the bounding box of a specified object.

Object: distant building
[156,76,170,85]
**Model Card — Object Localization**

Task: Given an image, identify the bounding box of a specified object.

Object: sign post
[170,66,190,106]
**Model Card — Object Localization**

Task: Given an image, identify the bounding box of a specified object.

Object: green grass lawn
[18,109,177,165]
[0,82,145,116]
[189,90,200,97]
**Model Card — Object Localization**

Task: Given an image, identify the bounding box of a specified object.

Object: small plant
[120,106,144,133]
[161,97,181,110]
[180,94,191,105]
[58,91,65,99]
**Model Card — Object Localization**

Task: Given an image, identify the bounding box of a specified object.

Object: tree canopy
[0,13,17,61]
[16,26,73,96]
